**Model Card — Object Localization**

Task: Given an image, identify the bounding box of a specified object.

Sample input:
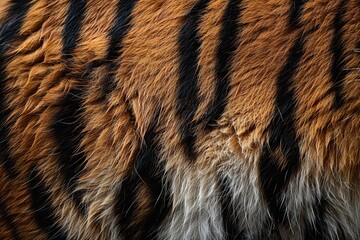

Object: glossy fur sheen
[0,0,359,239]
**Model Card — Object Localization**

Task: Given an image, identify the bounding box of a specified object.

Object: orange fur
[1,0,359,239]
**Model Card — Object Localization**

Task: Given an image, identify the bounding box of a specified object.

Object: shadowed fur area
[0,0,359,239]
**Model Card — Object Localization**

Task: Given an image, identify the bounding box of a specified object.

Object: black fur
[177,0,211,160]
[259,34,305,223]
[102,0,138,98]
[304,197,327,240]
[330,0,347,109]
[116,112,171,239]
[28,167,69,240]
[204,0,242,129]
[289,0,305,28]
[115,174,140,238]
[62,0,86,60]
[52,2,88,212]
[218,175,245,240]
[52,88,87,214]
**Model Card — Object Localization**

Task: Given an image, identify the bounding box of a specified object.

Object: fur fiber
[0,0,359,239]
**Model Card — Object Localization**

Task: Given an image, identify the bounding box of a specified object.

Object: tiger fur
[0,0,359,239]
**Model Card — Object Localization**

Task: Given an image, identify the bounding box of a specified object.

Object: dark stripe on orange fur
[102,0,138,98]
[177,0,211,160]
[259,34,305,223]
[289,0,305,28]
[330,0,347,109]
[0,0,31,179]
[205,0,242,129]
[218,175,245,240]
[304,197,327,240]
[116,111,171,239]
[53,1,88,213]
[52,88,87,214]
[134,115,171,240]
[0,200,21,240]
[0,0,29,48]
[28,167,68,240]
[62,0,86,60]
[115,174,139,238]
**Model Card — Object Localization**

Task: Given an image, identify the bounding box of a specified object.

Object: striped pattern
[0,0,31,178]
[28,167,69,240]
[289,0,305,27]
[52,0,87,213]
[115,111,171,239]
[0,0,359,239]
[218,175,244,240]
[204,0,242,129]
[62,0,86,59]
[176,0,211,160]
[329,0,347,109]
[102,0,138,98]
[259,33,305,223]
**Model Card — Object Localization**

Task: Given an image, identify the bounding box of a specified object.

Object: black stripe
[304,197,327,240]
[0,200,21,240]
[115,174,139,238]
[356,41,360,52]
[52,88,87,214]
[204,0,242,129]
[52,0,87,213]
[0,109,17,179]
[28,167,68,240]
[0,0,31,178]
[289,0,305,28]
[177,0,211,160]
[330,0,347,109]
[134,115,171,240]
[259,34,305,223]
[115,112,171,239]
[218,175,245,240]
[102,0,138,98]
[0,0,29,48]
[62,0,86,60]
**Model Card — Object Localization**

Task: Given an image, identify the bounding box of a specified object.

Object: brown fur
[1,0,359,239]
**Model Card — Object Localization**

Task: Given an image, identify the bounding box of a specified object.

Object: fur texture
[0,0,359,239]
